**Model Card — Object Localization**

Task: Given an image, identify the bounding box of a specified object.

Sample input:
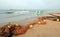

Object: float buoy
[29,25,33,28]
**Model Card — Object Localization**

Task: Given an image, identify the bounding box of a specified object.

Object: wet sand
[0,16,38,27]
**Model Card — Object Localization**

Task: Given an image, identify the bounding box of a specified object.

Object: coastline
[0,12,60,37]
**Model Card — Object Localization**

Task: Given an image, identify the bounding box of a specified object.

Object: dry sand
[13,20,60,37]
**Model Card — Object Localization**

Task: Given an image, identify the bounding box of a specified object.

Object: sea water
[0,10,37,23]
[0,10,54,24]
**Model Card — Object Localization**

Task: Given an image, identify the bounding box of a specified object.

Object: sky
[0,0,60,10]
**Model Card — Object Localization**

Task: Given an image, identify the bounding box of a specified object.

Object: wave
[14,11,30,14]
[0,11,30,14]
[0,11,35,19]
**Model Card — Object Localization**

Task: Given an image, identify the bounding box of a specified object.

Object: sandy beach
[0,13,60,37]
[13,20,60,37]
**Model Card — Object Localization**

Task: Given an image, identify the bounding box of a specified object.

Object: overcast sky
[0,0,60,10]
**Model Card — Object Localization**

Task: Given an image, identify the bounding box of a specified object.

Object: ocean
[0,10,55,24]
[0,10,37,23]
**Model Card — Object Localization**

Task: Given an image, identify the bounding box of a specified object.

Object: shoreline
[0,12,60,37]
[0,16,38,27]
